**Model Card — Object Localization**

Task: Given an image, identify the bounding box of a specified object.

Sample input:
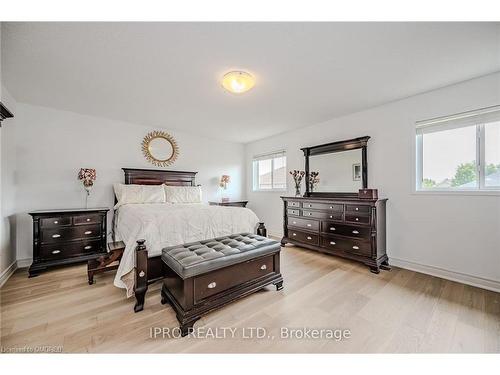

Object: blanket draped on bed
[113,203,260,297]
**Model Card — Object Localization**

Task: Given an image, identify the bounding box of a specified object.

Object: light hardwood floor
[1,245,499,353]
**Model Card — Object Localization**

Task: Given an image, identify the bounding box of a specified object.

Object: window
[252,151,287,191]
[416,105,500,191]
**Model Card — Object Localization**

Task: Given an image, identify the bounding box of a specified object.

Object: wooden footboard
[133,223,268,312]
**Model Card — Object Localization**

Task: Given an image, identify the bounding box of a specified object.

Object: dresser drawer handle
[86,218,91,222]
[306,224,312,227]
[208,282,217,289]
[84,231,92,235]
[307,204,312,208]
[353,246,359,250]
[84,245,92,250]
[292,233,297,236]
[330,241,336,245]
[329,215,333,219]
[352,230,359,234]
[355,207,359,211]
[329,206,332,209]
[51,250,61,254]
[52,234,61,238]
[307,236,312,240]
[307,213,312,216]
[54,220,58,224]
[355,218,359,221]
[292,221,297,224]
[260,264,267,270]
[330,227,336,231]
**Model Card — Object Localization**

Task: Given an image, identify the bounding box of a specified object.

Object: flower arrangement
[309,171,320,192]
[78,168,96,208]
[289,170,305,197]
[219,175,231,202]
[219,175,231,190]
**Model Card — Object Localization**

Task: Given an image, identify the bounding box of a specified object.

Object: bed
[112,168,266,312]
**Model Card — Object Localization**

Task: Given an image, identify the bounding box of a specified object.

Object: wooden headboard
[122,168,197,186]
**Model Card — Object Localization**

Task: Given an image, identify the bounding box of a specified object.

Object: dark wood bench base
[161,252,283,337]
[87,241,125,285]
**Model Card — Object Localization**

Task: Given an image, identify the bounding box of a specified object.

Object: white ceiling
[2,22,499,143]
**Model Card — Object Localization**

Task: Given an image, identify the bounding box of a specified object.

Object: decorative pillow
[113,184,166,208]
[164,185,202,204]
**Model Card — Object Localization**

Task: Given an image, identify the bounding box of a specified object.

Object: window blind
[252,150,286,161]
[416,105,500,135]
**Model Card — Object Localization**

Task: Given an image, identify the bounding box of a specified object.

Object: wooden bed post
[134,239,148,313]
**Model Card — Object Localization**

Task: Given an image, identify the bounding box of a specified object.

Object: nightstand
[28,208,109,277]
[209,200,248,208]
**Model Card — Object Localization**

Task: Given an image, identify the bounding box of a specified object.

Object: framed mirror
[301,136,369,197]
[141,130,179,167]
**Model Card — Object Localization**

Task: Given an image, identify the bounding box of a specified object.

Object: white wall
[9,103,245,263]
[246,72,500,286]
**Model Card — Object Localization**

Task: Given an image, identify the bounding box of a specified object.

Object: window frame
[415,106,500,194]
[252,151,287,192]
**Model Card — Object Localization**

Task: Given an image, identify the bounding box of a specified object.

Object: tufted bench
[160,233,283,336]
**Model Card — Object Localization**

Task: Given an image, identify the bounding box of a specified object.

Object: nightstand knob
[51,250,61,254]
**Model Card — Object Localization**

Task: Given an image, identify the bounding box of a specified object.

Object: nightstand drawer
[41,216,72,228]
[39,239,103,260]
[42,224,101,244]
[73,214,102,225]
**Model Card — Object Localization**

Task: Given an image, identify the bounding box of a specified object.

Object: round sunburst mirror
[141,130,179,167]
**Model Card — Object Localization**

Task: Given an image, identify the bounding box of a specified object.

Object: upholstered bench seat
[161,233,280,279]
[160,232,283,336]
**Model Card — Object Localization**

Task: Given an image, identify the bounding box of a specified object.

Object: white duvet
[113,203,260,296]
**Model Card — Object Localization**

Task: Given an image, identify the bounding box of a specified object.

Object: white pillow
[113,183,166,208]
[164,185,202,203]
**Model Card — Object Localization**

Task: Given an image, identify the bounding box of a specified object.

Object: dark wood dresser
[281,196,389,273]
[29,208,109,277]
[209,200,248,207]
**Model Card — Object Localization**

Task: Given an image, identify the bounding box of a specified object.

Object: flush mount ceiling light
[221,71,255,94]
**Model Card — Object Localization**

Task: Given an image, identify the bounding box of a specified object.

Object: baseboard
[0,260,18,288]
[16,258,32,268]
[390,257,500,293]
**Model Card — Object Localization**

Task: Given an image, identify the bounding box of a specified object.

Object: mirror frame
[141,130,179,167]
[301,136,370,198]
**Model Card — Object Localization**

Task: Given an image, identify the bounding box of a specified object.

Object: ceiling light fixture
[221,71,255,94]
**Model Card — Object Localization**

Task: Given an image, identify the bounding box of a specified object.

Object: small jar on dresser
[28,208,109,277]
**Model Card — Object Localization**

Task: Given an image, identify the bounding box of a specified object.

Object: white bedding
[113,203,260,296]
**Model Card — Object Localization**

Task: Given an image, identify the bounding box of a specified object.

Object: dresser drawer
[42,224,101,244]
[194,255,274,302]
[39,239,102,260]
[321,222,371,239]
[302,210,343,220]
[346,205,371,214]
[287,209,300,216]
[302,202,343,211]
[287,201,301,208]
[288,229,319,245]
[41,216,72,228]
[345,214,370,224]
[320,236,372,256]
[73,214,102,226]
[288,217,319,231]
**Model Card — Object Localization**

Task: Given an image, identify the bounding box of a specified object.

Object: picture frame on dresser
[281,136,390,273]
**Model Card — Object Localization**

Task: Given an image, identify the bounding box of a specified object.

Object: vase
[294,184,301,197]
